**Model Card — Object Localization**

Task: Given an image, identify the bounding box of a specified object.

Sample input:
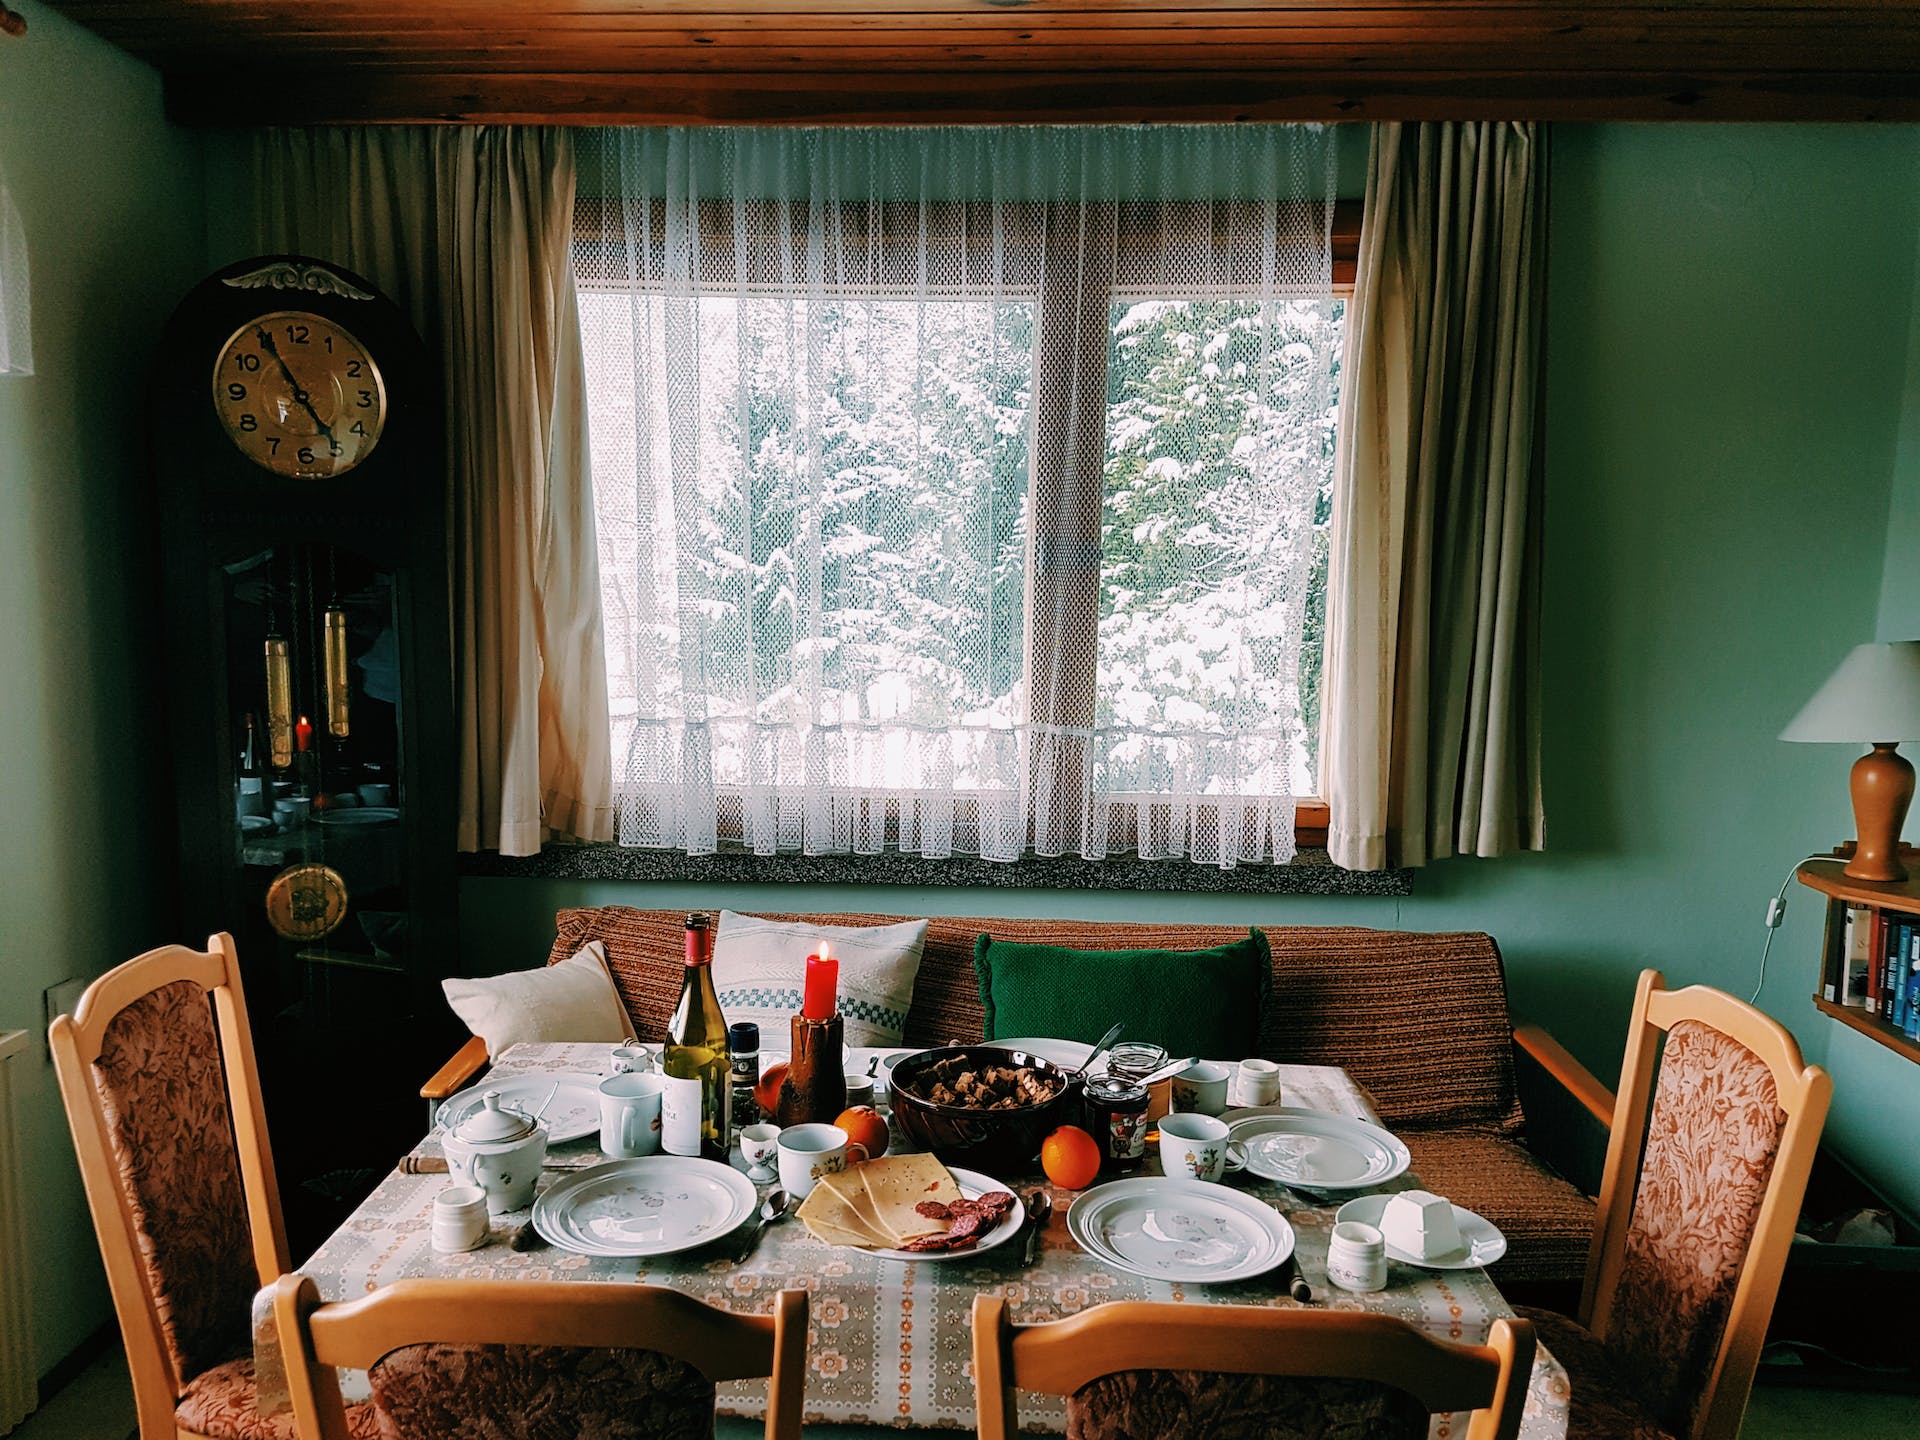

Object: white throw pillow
[441,941,635,1056]
[713,911,928,1049]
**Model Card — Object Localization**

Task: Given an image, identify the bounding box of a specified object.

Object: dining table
[257,1042,1570,1437]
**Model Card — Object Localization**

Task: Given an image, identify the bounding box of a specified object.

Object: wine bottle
[237,712,266,817]
[662,913,730,1159]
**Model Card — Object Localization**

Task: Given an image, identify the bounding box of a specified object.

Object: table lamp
[1781,640,1920,882]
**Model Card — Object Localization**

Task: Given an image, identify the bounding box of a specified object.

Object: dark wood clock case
[152,255,460,1249]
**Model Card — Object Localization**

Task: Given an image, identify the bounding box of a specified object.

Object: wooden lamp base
[1845,743,1916,883]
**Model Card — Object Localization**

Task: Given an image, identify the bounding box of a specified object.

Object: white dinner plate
[987,1037,1097,1071]
[533,1156,758,1257]
[860,1167,1027,1263]
[1333,1193,1508,1270]
[1067,1177,1295,1284]
[1224,1108,1410,1194]
[437,1074,604,1146]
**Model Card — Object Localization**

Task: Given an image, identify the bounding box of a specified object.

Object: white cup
[432,1185,490,1254]
[610,1044,655,1075]
[1237,1058,1282,1107]
[843,1073,876,1110]
[1157,1112,1247,1183]
[1169,1061,1231,1117]
[739,1123,782,1182]
[1326,1220,1389,1293]
[776,1122,870,1200]
[599,1073,666,1158]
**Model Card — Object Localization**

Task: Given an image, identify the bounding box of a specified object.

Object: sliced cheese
[796,1177,891,1249]
[857,1154,963,1247]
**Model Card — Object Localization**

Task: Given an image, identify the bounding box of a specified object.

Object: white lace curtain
[577,126,1339,866]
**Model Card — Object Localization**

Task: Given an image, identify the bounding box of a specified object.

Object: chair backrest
[47,934,288,1439]
[970,1297,1534,1440]
[273,1276,809,1440]
[1580,970,1832,1440]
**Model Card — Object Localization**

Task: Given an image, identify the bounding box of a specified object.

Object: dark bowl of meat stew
[887,1045,1076,1173]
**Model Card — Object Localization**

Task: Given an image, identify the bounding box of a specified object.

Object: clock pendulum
[323,548,350,741]
[265,546,347,945]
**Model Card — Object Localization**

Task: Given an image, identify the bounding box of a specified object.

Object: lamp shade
[1780,641,1920,743]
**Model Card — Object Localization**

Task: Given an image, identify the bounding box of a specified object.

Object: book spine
[1822,902,1843,1003]
[1868,908,1885,1015]
[1889,921,1911,1031]
[1842,906,1871,1008]
[1908,928,1920,1041]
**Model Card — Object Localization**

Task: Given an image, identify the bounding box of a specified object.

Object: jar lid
[454,1090,539,1145]
[1085,1075,1148,1103]
[728,1022,760,1047]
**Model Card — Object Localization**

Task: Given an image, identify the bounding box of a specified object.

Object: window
[576,129,1348,866]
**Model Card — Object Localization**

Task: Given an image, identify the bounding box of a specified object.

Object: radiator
[0,1031,32,1435]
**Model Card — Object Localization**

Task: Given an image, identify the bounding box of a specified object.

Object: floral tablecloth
[267,1043,1568,1436]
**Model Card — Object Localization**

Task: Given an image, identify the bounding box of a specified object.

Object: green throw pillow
[973,930,1270,1060]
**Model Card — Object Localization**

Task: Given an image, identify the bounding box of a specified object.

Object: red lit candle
[294,714,314,752]
[802,943,838,1020]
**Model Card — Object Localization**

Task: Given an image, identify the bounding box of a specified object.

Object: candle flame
[819,940,832,962]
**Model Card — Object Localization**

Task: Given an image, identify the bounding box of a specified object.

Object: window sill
[459,840,1410,897]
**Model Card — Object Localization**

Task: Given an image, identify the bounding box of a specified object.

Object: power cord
[1754,856,1833,1004]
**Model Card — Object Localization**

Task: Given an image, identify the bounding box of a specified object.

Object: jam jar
[1084,1075,1151,1173]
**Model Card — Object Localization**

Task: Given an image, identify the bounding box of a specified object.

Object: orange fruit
[1041,1125,1101,1190]
[754,1061,789,1117]
[835,1104,890,1159]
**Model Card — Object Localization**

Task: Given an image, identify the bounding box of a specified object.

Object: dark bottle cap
[685,913,712,930]
[728,1022,760,1049]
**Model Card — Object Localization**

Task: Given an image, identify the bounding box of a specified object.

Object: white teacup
[1169,1061,1231,1117]
[843,1073,876,1110]
[1237,1058,1282,1107]
[739,1123,782,1182]
[1157,1112,1247,1182]
[599,1073,666,1158]
[610,1044,655,1074]
[776,1122,870,1200]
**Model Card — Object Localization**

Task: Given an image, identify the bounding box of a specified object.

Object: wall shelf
[1798,850,1920,1065]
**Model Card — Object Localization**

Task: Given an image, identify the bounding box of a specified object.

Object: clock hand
[254,324,337,445]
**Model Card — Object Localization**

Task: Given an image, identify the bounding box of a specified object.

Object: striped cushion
[549,910,1521,1133]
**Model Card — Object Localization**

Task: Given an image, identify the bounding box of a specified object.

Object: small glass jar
[1084,1075,1151,1173]
[1105,1042,1170,1085]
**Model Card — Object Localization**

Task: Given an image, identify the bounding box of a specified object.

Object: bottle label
[660,1074,705,1156]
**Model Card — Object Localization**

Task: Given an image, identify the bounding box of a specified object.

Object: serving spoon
[732,1188,791,1263]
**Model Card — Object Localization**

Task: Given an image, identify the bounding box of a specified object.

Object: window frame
[574,196,1359,854]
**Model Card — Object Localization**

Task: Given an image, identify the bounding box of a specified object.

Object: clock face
[211,310,387,478]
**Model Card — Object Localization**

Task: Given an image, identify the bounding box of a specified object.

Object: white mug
[1326,1220,1389,1293]
[1169,1060,1231,1117]
[1157,1112,1247,1182]
[599,1073,666,1158]
[776,1122,870,1200]
[1237,1058,1282,1107]
[843,1073,876,1110]
[610,1044,655,1074]
[431,1185,490,1254]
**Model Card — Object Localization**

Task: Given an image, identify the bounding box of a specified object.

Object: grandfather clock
[152,256,458,1244]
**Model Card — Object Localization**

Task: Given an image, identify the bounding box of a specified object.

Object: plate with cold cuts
[1224,1108,1410,1194]
[1067,1177,1295,1284]
[532,1157,758,1257]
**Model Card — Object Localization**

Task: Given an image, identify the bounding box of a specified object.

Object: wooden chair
[972,1297,1535,1440]
[272,1276,809,1440]
[47,934,377,1440]
[1516,970,1832,1440]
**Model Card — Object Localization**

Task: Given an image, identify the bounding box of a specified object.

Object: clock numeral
[350,421,367,437]
[356,389,374,408]
[227,382,247,401]
[345,361,363,378]
[297,447,316,465]
[328,440,344,457]
[238,414,258,432]
[286,324,310,344]
[234,353,261,373]
[266,438,281,454]
[323,335,334,353]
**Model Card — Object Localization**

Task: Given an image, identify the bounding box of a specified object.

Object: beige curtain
[254,127,613,854]
[1323,122,1548,870]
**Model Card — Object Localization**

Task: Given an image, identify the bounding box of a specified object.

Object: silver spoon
[1076,1022,1126,1078]
[1020,1188,1053,1268]
[732,1188,790,1262]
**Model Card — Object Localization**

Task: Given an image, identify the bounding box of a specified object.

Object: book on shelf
[1887,919,1912,1032]
[1840,905,1874,1010]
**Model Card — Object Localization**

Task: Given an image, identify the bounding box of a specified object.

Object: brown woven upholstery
[176,1357,385,1440]
[1403,1132,1596,1285]
[1067,1369,1430,1440]
[1511,1309,1675,1440]
[551,910,1521,1133]
[91,979,257,1382]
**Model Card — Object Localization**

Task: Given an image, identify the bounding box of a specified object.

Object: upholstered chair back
[1065,1370,1430,1440]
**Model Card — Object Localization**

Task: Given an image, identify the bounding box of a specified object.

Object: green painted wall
[462,124,1920,1213]
[0,5,204,1382]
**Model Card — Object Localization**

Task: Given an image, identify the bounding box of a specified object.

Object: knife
[1020,1189,1053,1268]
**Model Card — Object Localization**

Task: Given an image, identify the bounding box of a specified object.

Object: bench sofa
[424,909,1615,1299]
